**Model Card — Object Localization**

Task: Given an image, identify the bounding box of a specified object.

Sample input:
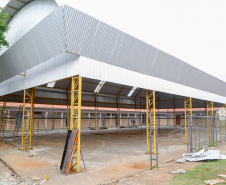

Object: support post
[94,93,99,130]
[70,76,82,173]
[184,97,192,144]
[22,88,34,150]
[173,95,176,127]
[146,90,156,154]
[0,96,6,140]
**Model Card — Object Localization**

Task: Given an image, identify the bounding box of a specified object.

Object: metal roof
[4,0,33,23]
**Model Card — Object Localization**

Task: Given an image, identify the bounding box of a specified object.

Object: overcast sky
[2,0,226,82]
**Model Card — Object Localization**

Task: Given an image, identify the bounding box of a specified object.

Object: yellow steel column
[22,88,34,150]
[173,95,176,127]
[206,101,213,138]
[184,97,192,144]
[70,76,82,173]
[0,96,6,140]
[146,90,156,154]
[94,93,99,130]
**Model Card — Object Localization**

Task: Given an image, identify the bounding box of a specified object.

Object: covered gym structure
[0,0,226,174]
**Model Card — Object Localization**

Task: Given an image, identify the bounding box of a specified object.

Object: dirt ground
[0,127,225,185]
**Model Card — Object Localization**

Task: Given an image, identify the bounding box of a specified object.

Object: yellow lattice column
[206,101,213,138]
[0,96,6,140]
[184,97,192,144]
[173,95,176,127]
[70,76,82,173]
[94,93,99,130]
[146,90,156,154]
[22,88,34,150]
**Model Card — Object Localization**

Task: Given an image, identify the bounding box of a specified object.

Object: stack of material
[60,130,77,174]
[183,148,226,162]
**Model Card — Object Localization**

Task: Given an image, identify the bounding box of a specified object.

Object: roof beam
[15,0,27,5]
[6,5,19,11]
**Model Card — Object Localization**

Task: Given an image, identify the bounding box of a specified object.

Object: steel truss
[22,88,34,150]
[206,101,213,138]
[184,97,192,144]
[0,96,6,140]
[146,90,156,154]
[70,76,82,173]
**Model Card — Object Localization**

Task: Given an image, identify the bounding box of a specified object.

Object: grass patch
[168,160,226,185]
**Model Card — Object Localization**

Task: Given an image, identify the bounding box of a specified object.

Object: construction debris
[183,148,226,162]
[218,174,226,178]
[176,157,188,164]
[170,169,186,174]
[31,176,41,181]
[204,179,225,185]
[164,158,174,164]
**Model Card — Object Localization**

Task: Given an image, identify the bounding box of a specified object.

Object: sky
[1,0,226,82]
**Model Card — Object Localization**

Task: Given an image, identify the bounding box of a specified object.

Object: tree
[0,7,9,50]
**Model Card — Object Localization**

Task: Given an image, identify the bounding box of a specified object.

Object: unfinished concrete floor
[0,127,212,185]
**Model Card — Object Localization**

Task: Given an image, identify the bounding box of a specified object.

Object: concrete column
[6,110,10,130]
[88,113,91,128]
[127,114,130,126]
[101,114,105,127]
[141,114,143,126]
[45,112,48,129]
[120,114,122,126]
[110,113,112,128]
[52,112,55,130]
[99,113,101,128]
[61,112,64,128]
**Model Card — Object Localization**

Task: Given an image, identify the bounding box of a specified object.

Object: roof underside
[5,0,34,23]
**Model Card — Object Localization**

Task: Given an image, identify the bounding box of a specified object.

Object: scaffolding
[184,97,192,144]
[146,90,156,154]
[0,96,6,140]
[22,88,34,150]
[70,76,82,173]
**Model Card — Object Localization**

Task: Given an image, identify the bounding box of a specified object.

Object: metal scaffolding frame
[22,88,34,150]
[0,96,6,140]
[70,76,82,173]
[184,97,192,144]
[146,90,156,154]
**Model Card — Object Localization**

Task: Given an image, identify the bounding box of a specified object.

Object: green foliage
[210,141,216,147]
[168,160,226,185]
[0,7,10,50]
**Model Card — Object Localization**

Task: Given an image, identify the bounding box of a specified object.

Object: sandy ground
[0,127,225,185]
